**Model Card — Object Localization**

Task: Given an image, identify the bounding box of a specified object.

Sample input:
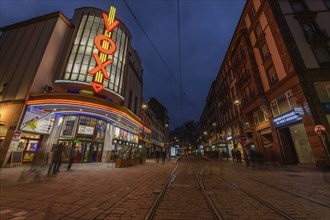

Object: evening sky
[0,0,245,129]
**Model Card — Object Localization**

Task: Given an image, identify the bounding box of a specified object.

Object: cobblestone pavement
[206,160,330,220]
[0,157,329,220]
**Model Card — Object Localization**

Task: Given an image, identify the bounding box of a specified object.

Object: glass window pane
[277,94,290,114]
[292,1,306,12]
[314,48,330,63]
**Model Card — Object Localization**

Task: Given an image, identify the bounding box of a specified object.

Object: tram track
[202,160,330,220]
[218,175,297,220]
[145,156,224,220]
[230,170,330,208]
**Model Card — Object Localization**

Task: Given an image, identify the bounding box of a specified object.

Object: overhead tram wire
[123,0,200,122]
[177,0,183,126]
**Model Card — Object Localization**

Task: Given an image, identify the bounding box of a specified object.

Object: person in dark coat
[231,149,235,162]
[155,149,160,163]
[52,143,64,174]
[67,143,76,171]
[161,151,167,164]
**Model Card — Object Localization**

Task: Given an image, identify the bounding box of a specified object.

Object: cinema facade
[0,6,151,167]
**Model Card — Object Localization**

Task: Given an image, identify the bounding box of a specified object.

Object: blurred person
[161,150,167,164]
[155,149,160,163]
[48,143,64,175]
[67,143,76,171]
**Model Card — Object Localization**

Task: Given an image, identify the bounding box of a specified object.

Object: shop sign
[321,102,330,113]
[88,5,120,93]
[20,107,55,134]
[77,125,95,135]
[272,107,304,128]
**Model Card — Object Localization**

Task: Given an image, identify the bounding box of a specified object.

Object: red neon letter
[102,13,120,32]
[94,35,117,55]
[88,53,113,79]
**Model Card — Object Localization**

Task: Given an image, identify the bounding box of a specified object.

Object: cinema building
[0,6,151,167]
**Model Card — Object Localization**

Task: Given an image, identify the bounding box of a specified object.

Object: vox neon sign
[88,6,120,93]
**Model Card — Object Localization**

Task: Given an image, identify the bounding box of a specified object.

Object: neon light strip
[31,104,127,126]
[54,80,125,100]
[58,111,139,134]
[26,99,151,133]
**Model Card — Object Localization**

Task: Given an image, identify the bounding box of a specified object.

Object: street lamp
[233,97,249,166]
[141,103,148,148]
[142,103,148,110]
[233,97,241,121]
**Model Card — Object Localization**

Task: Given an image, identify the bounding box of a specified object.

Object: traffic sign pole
[314,125,330,159]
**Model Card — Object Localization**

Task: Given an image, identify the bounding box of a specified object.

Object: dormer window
[291,0,308,12]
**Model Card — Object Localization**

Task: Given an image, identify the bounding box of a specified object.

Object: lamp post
[212,122,219,158]
[233,97,249,166]
[141,103,148,148]
[164,123,169,152]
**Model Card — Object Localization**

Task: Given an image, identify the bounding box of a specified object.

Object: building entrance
[279,127,298,165]
[81,142,103,162]
[58,140,103,163]
[278,123,314,165]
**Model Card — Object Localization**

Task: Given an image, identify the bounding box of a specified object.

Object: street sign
[314,124,326,137]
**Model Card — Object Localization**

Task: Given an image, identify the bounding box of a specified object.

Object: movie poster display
[113,126,138,143]
[20,107,55,134]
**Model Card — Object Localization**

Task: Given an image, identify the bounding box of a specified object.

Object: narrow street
[1,156,329,220]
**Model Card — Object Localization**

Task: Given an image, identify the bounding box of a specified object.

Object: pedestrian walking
[231,149,235,161]
[155,149,160,163]
[161,151,166,164]
[48,143,64,175]
[67,143,76,171]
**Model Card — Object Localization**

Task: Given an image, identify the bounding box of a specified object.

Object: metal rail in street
[230,170,330,208]
[144,164,179,220]
[145,156,224,220]
[219,175,297,220]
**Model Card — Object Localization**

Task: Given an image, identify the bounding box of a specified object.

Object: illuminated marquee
[88,6,120,93]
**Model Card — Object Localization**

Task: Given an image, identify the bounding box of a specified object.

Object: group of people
[155,149,167,164]
[48,143,76,175]
[231,148,242,162]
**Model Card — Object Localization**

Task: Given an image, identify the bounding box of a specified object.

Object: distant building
[0,6,150,167]
[201,0,330,167]
[140,98,169,156]
[169,121,199,155]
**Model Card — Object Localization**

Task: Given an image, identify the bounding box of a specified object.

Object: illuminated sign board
[20,107,55,134]
[272,107,304,128]
[89,6,120,93]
